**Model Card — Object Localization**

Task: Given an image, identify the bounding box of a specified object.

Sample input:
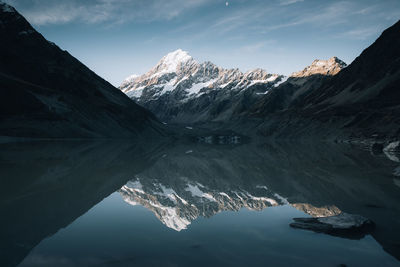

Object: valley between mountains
[1,1,399,147]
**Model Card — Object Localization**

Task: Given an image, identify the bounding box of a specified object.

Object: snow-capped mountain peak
[158,49,193,73]
[119,49,286,123]
[119,49,284,114]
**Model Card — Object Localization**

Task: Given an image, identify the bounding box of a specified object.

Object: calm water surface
[1,140,399,267]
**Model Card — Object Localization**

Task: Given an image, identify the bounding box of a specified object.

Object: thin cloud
[279,0,304,6]
[210,5,271,34]
[336,26,383,40]
[238,40,276,53]
[260,1,353,32]
[3,0,213,25]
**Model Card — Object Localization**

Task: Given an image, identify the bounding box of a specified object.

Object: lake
[1,140,399,266]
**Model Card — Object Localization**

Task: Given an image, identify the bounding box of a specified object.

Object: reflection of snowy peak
[119,49,285,123]
[291,203,341,217]
[119,178,288,231]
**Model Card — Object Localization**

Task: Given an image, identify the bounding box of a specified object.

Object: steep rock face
[120,49,285,123]
[240,20,400,141]
[0,3,161,138]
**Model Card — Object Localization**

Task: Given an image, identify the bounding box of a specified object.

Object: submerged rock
[384,141,400,152]
[290,213,374,239]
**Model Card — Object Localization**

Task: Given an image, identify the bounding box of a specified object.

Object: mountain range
[121,21,400,143]
[240,20,400,141]
[121,51,347,126]
[120,49,286,123]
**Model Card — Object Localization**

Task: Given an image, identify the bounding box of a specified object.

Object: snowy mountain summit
[119,49,285,123]
[156,48,193,73]
[120,49,284,99]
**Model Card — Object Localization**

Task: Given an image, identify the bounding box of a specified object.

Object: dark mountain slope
[0,3,162,138]
[241,20,400,141]
[248,74,334,116]
[297,20,400,109]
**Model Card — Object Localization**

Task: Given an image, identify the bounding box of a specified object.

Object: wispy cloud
[238,40,276,53]
[201,0,351,37]
[4,0,213,25]
[260,1,352,32]
[335,26,383,40]
[210,7,266,34]
[159,0,398,47]
[279,0,304,6]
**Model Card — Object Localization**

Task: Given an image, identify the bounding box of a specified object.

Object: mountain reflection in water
[1,139,399,267]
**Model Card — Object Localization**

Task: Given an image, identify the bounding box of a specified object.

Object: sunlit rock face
[119,178,287,231]
[291,57,347,77]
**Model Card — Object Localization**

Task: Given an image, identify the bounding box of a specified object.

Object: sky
[4,0,400,86]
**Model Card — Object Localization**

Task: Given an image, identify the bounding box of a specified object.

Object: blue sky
[4,0,400,86]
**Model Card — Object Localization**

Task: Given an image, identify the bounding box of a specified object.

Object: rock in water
[290,212,374,239]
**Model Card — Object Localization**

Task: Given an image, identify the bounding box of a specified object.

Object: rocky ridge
[120,49,285,123]
[120,49,283,100]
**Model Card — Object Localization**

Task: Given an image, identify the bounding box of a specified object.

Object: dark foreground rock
[290,213,375,239]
